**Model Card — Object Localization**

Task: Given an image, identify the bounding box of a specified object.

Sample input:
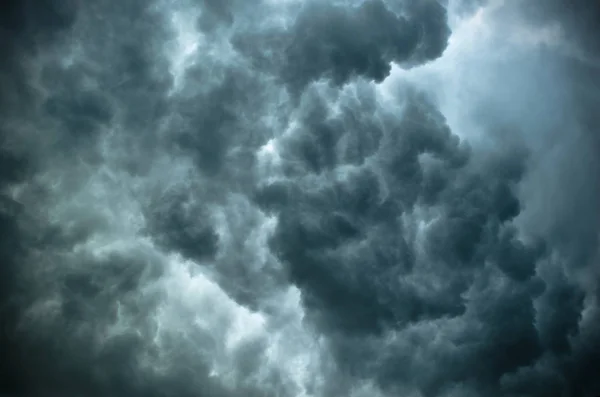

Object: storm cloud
[0,1,598,397]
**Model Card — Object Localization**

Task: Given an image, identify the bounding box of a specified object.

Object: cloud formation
[281,0,450,89]
[0,1,598,397]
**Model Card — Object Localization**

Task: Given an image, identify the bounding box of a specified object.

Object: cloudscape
[0,0,598,396]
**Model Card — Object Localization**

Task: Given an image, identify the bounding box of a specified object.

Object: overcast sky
[0,1,598,396]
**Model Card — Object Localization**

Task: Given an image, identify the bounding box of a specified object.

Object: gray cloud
[233,0,450,93]
[0,0,598,397]
[256,84,560,396]
[282,0,450,89]
[518,0,600,59]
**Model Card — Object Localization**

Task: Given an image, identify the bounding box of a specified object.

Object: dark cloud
[0,0,78,57]
[0,0,599,397]
[0,198,27,396]
[0,1,169,395]
[255,85,575,396]
[145,186,219,262]
[283,0,450,90]
[233,0,450,93]
[198,0,236,31]
[432,2,600,395]
[167,68,267,178]
[0,1,77,392]
[0,0,78,127]
[536,266,585,354]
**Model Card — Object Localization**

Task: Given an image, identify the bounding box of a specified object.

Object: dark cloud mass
[0,0,599,397]
[281,0,450,89]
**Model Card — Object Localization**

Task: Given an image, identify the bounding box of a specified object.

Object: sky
[0,0,598,396]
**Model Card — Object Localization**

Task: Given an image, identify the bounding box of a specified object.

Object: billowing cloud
[281,0,450,89]
[0,1,598,397]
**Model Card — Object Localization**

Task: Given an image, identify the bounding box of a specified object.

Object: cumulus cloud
[281,0,450,89]
[0,0,598,397]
